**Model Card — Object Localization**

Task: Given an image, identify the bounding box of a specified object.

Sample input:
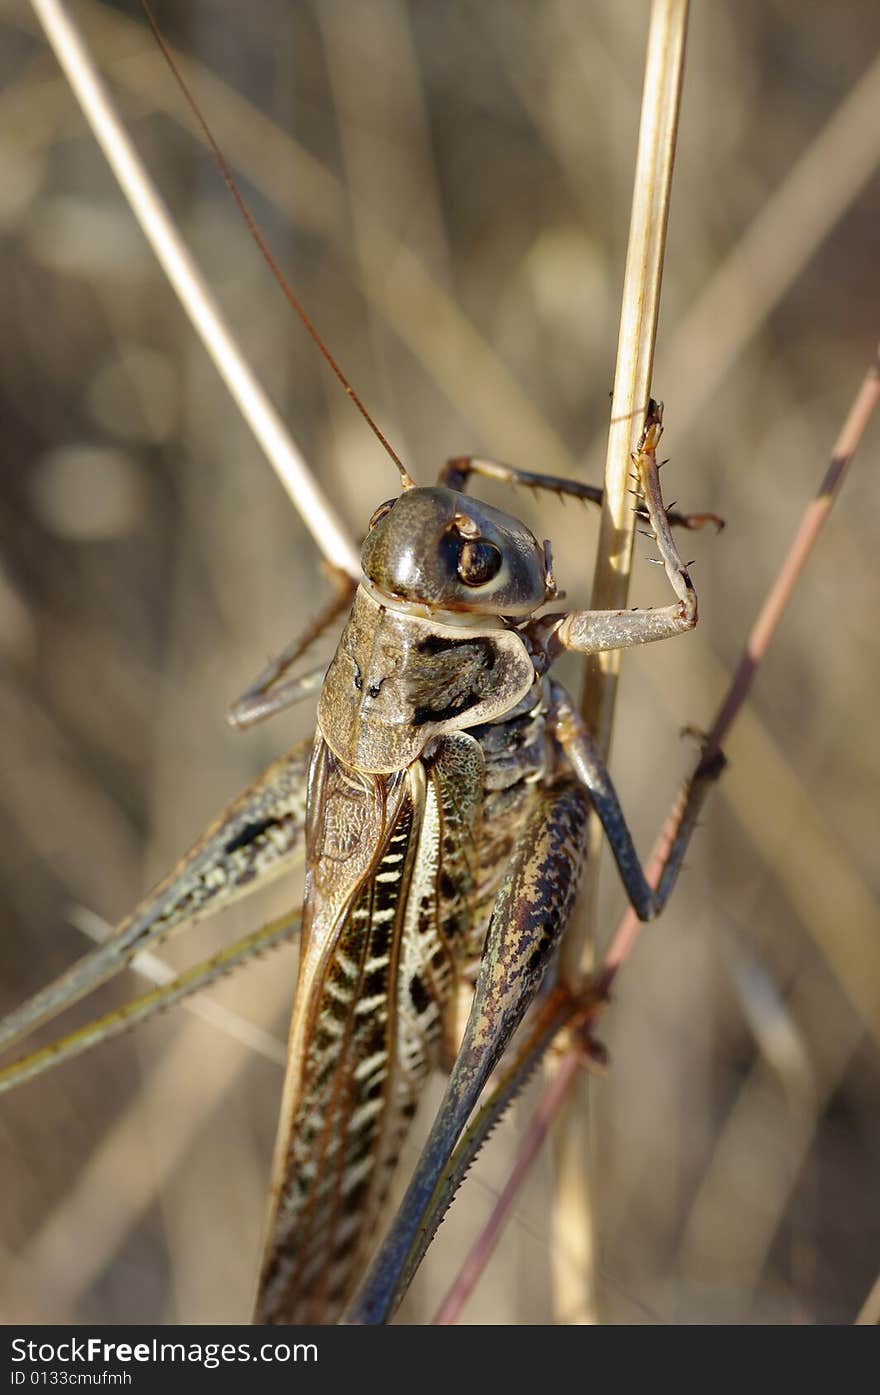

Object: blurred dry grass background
[0,0,878,1325]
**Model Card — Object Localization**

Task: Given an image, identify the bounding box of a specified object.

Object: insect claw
[574,1031,609,1072]
[680,724,710,747]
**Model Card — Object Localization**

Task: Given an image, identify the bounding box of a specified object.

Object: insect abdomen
[254,796,419,1323]
[256,733,485,1324]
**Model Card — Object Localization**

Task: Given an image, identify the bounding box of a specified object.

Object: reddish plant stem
[602,345,880,989]
[433,344,880,1324]
[433,1050,582,1326]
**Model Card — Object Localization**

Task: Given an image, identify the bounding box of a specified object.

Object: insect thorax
[317,585,536,774]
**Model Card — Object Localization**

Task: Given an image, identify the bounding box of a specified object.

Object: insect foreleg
[0,738,313,1058]
[439,454,723,533]
[538,402,712,659]
[440,455,604,508]
[345,779,590,1325]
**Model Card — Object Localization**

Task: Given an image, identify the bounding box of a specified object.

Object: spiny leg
[528,402,714,659]
[227,564,356,728]
[400,696,725,1305]
[550,682,724,921]
[439,452,722,532]
[345,778,590,1325]
[356,987,577,1325]
[348,712,722,1322]
[0,909,301,1095]
[0,737,313,1058]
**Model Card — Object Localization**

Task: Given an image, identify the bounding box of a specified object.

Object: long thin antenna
[141,0,415,490]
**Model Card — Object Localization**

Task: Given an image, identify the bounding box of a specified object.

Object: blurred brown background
[0,0,878,1324]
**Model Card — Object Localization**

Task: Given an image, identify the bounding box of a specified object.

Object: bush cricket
[0,371,724,1321]
[0,1,740,1325]
[12,0,875,1328]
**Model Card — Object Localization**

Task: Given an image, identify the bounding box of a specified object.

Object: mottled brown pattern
[257,791,418,1323]
[346,773,591,1325]
[317,586,535,773]
[256,732,485,1322]
[256,705,545,1323]
[462,778,589,1079]
[255,482,709,1323]
[0,738,313,1059]
[144,739,313,939]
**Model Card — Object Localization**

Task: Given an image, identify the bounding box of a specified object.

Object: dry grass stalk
[28,0,359,575]
[552,0,691,1324]
[436,345,880,1322]
[4,1,877,1326]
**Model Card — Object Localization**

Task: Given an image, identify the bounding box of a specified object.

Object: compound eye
[368,499,395,529]
[457,539,503,587]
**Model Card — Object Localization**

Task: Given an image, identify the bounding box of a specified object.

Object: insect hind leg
[0,738,312,1059]
[0,909,301,1095]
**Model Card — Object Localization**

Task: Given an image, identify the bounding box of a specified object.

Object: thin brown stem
[433,1051,582,1326]
[443,342,880,1324]
[603,344,880,986]
[28,0,361,576]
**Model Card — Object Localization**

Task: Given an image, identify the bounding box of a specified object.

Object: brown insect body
[248,428,723,1325]
[318,584,536,773]
[0,378,720,1326]
[256,486,562,1322]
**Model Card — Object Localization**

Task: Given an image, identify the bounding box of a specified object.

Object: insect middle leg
[550,681,724,921]
[0,908,301,1094]
[536,408,726,917]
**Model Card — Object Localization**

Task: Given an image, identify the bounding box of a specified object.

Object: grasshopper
[0,3,726,1327]
[3,0,876,1332]
[0,390,723,1321]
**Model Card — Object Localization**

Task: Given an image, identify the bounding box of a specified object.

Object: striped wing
[255,733,482,1323]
